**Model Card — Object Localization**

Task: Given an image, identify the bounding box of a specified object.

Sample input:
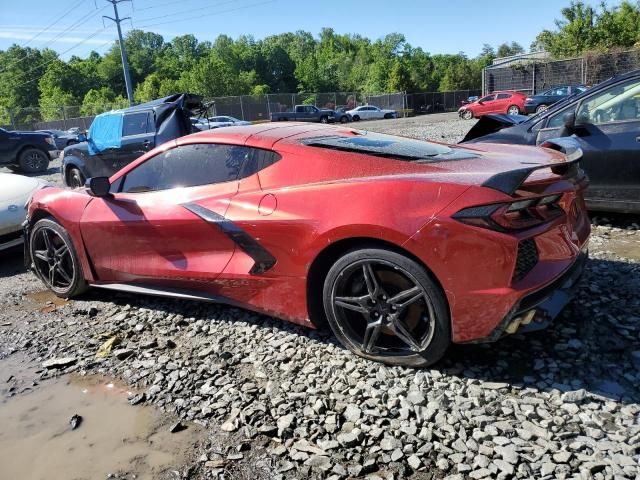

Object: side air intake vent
[513,239,538,282]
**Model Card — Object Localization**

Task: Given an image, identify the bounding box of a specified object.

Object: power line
[139,0,237,23]
[19,0,86,48]
[135,0,275,29]
[134,0,201,12]
[0,4,107,74]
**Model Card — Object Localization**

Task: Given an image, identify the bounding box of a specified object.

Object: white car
[0,173,49,251]
[346,105,398,121]
[207,116,252,128]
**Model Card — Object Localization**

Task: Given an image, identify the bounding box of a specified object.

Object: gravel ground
[1,114,639,479]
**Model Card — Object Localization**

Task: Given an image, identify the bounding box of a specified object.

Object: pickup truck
[62,93,203,188]
[0,128,58,173]
[270,105,337,123]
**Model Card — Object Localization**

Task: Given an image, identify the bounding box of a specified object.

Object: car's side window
[479,95,495,102]
[239,148,282,178]
[575,78,640,125]
[120,143,251,193]
[122,112,150,137]
[496,93,511,99]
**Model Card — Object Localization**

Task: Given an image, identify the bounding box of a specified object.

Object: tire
[535,104,548,114]
[66,167,85,189]
[507,105,520,115]
[461,110,473,120]
[320,116,329,124]
[352,115,360,122]
[322,248,450,367]
[19,148,49,173]
[66,139,78,146]
[339,116,349,124]
[384,113,392,119]
[29,218,88,298]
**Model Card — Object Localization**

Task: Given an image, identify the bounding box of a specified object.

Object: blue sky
[0,0,620,59]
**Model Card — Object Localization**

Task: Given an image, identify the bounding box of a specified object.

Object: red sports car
[458,91,528,119]
[24,124,590,367]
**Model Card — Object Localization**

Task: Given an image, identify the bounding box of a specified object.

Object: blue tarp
[88,111,124,155]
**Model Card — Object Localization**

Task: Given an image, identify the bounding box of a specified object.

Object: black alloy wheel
[323,248,450,367]
[30,218,87,297]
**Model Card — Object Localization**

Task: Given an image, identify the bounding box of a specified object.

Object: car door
[494,93,512,114]
[537,76,640,210]
[80,143,251,289]
[116,111,155,172]
[476,95,497,115]
[0,129,14,163]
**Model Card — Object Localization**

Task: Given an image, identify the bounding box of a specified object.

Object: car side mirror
[563,111,576,129]
[87,177,111,197]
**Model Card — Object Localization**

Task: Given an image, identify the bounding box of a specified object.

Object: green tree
[80,87,128,116]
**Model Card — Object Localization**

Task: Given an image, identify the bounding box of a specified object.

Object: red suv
[459,91,527,119]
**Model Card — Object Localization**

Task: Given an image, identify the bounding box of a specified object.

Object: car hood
[7,130,51,139]
[461,114,530,142]
[0,173,48,204]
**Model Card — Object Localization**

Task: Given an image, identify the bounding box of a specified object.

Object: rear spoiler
[481,137,583,195]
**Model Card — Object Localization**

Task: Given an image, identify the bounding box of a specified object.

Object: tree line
[1,0,639,126]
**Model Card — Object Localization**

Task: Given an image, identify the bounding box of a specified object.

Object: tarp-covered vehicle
[461,69,640,214]
[61,94,204,188]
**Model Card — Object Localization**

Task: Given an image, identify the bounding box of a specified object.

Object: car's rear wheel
[340,116,349,124]
[352,115,360,122]
[19,148,49,173]
[383,113,393,119]
[507,105,520,115]
[535,104,548,114]
[323,248,450,367]
[461,110,473,120]
[29,218,88,298]
[67,167,85,189]
[320,116,329,124]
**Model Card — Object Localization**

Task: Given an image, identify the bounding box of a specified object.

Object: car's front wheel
[535,104,548,114]
[340,116,349,124]
[67,167,85,189]
[19,148,49,173]
[352,115,360,121]
[323,248,450,367]
[461,110,473,120]
[29,218,88,298]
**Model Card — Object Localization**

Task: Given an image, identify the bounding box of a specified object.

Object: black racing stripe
[182,202,276,274]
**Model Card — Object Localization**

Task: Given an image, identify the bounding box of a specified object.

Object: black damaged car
[462,69,640,214]
[61,93,203,188]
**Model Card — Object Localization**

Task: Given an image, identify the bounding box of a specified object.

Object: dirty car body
[462,69,640,214]
[25,123,590,367]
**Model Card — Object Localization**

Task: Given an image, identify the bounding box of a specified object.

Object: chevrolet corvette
[24,123,590,367]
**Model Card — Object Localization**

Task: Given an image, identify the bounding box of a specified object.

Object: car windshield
[303,131,456,162]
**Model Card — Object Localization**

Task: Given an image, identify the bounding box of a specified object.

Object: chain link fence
[3,90,479,132]
[484,48,640,95]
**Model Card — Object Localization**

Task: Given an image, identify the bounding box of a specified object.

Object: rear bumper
[466,249,588,343]
[524,104,538,114]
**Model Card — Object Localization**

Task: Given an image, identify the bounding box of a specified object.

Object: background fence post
[532,63,536,95]
[482,67,486,96]
[239,95,245,121]
[61,106,67,130]
[266,94,271,120]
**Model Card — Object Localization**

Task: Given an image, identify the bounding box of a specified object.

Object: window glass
[121,144,250,193]
[479,95,495,102]
[576,78,640,125]
[122,112,150,136]
[550,86,569,96]
[496,93,511,99]
[240,149,282,177]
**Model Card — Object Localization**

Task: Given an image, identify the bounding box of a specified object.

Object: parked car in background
[270,105,335,123]
[0,128,58,173]
[25,123,589,367]
[461,95,479,106]
[524,85,587,114]
[208,116,251,126]
[458,91,527,119]
[461,69,640,213]
[347,105,397,121]
[62,93,203,188]
[190,117,211,131]
[0,173,48,251]
[332,107,352,123]
[37,129,80,149]
[67,127,82,136]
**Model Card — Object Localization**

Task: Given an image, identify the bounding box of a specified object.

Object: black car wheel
[352,115,360,122]
[340,116,349,124]
[320,116,329,124]
[461,110,473,120]
[67,167,85,189]
[323,248,450,367]
[535,104,548,114]
[19,148,49,173]
[29,218,88,298]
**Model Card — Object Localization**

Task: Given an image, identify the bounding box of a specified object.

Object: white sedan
[207,116,252,129]
[0,173,49,251]
[346,105,398,121]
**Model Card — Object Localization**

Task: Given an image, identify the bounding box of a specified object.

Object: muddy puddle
[25,289,68,313]
[0,355,202,480]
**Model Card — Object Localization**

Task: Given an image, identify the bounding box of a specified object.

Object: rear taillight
[453,193,565,232]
